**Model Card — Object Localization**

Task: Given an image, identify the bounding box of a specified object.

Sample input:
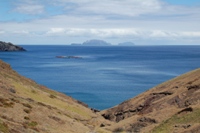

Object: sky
[0,0,200,45]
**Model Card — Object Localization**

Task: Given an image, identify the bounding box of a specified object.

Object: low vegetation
[0,60,108,133]
[0,98,14,108]
[0,120,9,133]
[152,108,200,133]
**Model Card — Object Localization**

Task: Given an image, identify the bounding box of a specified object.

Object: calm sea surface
[1,45,200,110]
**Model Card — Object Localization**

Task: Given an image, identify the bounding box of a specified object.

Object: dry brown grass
[0,60,109,133]
[102,68,200,132]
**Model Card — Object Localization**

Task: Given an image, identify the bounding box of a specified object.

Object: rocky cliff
[0,41,26,51]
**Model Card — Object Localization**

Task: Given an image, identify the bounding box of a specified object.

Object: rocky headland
[0,59,200,133]
[0,41,26,51]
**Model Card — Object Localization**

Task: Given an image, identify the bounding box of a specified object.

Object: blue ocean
[1,45,200,110]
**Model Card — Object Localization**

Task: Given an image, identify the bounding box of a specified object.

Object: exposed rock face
[0,41,26,51]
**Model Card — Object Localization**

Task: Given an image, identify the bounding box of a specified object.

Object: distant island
[70,43,82,46]
[0,41,26,51]
[70,39,136,46]
[71,39,112,46]
[82,39,112,46]
[118,42,135,46]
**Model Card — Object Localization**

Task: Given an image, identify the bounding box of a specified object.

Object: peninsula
[0,41,26,51]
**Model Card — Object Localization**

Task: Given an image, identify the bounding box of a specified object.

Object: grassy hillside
[101,68,200,133]
[0,60,111,133]
[152,107,200,133]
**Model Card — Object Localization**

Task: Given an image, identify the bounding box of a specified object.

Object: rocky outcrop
[0,41,26,51]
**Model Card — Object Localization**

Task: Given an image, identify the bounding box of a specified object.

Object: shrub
[24,116,30,120]
[24,109,31,114]
[0,98,14,108]
[22,103,32,109]
[49,94,56,99]
[23,121,38,129]
[28,121,38,127]
[113,127,124,133]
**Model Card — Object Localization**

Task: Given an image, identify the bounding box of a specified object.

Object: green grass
[152,108,200,133]
[27,121,38,127]
[23,121,38,132]
[0,120,9,133]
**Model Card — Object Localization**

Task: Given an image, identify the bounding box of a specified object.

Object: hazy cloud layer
[0,0,200,44]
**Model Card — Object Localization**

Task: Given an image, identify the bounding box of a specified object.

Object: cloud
[180,32,200,38]
[44,28,200,40]
[1,0,200,44]
[0,30,5,34]
[47,28,65,34]
[49,0,162,17]
[13,1,44,15]
[151,31,200,38]
[12,30,29,34]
